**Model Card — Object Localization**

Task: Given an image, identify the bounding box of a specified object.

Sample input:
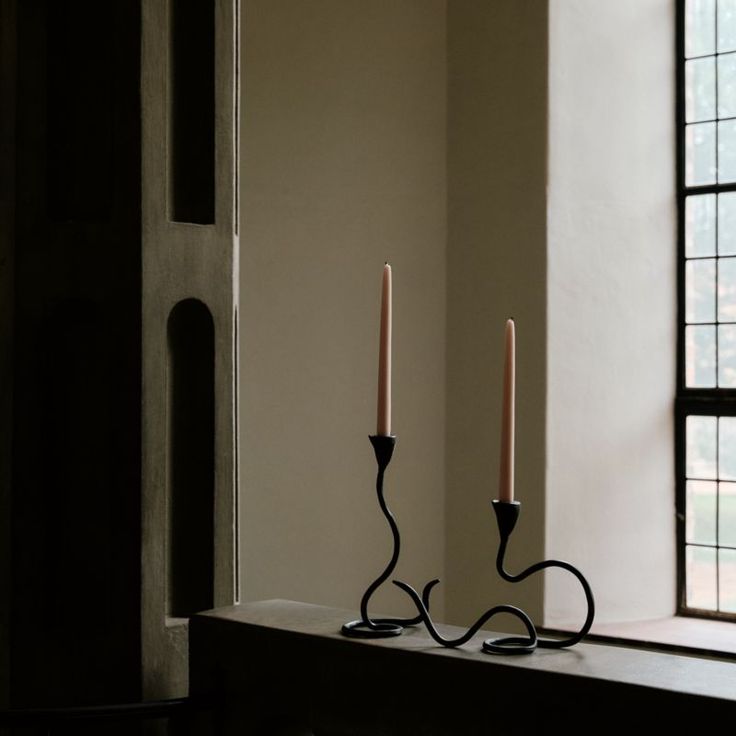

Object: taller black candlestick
[341,435,432,638]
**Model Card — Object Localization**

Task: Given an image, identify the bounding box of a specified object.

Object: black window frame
[677,0,736,622]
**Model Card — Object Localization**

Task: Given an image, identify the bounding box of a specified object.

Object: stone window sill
[189,600,736,733]
[576,615,736,659]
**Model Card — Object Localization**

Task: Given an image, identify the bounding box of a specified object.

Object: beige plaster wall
[546,0,677,625]
[238,0,678,631]
[445,0,549,626]
[239,0,447,618]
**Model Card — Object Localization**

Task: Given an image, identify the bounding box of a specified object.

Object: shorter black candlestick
[485,500,595,651]
[395,500,595,654]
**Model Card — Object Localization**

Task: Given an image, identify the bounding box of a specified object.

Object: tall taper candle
[498,318,515,503]
[377,263,392,436]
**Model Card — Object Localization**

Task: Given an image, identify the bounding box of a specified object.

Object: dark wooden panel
[11,0,142,708]
[46,0,114,222]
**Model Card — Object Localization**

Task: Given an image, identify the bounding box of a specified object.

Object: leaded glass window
[679,0,736,619]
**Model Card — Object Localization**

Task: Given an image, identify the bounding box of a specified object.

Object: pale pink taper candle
[498,318,515,503]
[376,264,392,436]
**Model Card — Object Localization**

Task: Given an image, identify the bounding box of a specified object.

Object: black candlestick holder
[394,500,595,654]
[341,435,434,639]
[487,500,595,651]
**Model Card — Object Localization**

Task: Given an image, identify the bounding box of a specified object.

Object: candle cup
[341,435,435,639]
[491,499,520,538]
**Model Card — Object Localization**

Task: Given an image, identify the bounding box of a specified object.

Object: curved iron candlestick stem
[393,500,594,653]
[342,435,432,638]
[392,580,537,653]
[490,500,595,650]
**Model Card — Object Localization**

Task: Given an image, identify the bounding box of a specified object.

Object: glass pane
[719,325,736,386]
[720,548,736,613]
[688,58,717,123]
[686,259,716,323]
[686,122,717,185]
[718,258,736,320]
[687,415,718,479]
[719,0,736,52]
[719,482,736,546]
[720,416,736,479]
[687,57,716,122]
[686,545,717,610]
[686,480,717,544]
[686,194,716,258]
[719,54,736,119]
[720,120,736,182]
[685,325,717,387]
[719,192,736,255]
[687,0,716,57]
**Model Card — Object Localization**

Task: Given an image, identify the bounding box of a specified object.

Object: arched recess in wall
[167,298,215,618]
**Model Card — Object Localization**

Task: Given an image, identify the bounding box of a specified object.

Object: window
[678,0,736,619]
